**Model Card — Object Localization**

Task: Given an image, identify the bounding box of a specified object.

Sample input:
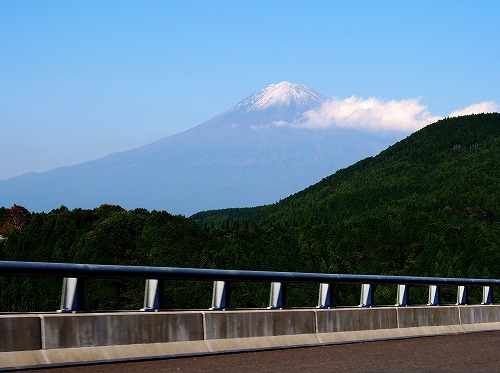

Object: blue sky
[1,1,499,179]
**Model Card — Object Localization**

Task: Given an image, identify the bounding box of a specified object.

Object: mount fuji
[0,82,401,216]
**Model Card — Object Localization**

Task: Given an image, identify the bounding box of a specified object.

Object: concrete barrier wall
[204,310,315,340]
[1,305,500,370]
[396,306,460,328]
[41,312,204,349]
[316,307,398,333]
[459,305,500,324]
[0,315,41,352]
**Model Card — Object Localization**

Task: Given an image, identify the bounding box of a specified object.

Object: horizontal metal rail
[2,261,499,286]
[0,261,498,311]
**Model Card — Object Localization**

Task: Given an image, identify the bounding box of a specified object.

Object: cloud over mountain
[298,96,439,132]
[286,97,500,133]
[449,101,500,118]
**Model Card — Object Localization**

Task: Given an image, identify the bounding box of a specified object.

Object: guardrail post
[482,286,493,305]
[211,280,230,310]
[359,284,373,307]
[268,282,285,309]
[317,283,333,308]
[457,285,468,305]
[141,279,162,311]
[428,285,439,306]
[58,277,81,313]
[396,284,409,306]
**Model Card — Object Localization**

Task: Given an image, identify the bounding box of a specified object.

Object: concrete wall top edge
[1,304,496,319]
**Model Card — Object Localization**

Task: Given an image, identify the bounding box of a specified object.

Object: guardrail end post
[58,277,81,313]
[359,284,373,307]
[317,283,333,308]
[395,284,409,306]
[482,286,493,305]
[456,285,468,305]
[268,282,285,309]
[141,279,162,311]
[428,285,439,306]
[211,280,230,310]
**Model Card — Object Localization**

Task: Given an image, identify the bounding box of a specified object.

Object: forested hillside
[195,113,499,225]
[1,114,499,311]
[260,113,499,224]
[191,113,500,303]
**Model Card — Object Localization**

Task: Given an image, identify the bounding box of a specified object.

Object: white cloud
[297,96,441,133]
[448,101,500,118]
[276,96,500,133]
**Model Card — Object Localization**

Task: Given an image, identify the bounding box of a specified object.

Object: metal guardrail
[0,261,498,312]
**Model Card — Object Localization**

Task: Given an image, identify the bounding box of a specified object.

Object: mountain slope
[259,113,500,225]
[0,82,399,215]
[193,113,500,226]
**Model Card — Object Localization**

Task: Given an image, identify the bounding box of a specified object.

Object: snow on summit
[234,81,326,112]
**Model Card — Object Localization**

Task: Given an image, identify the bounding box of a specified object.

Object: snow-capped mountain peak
[233,81,326,113]
[0,81,398,216]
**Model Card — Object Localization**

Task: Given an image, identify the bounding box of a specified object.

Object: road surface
[19,331,500,372]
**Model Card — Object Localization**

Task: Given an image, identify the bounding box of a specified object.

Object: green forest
[1,114,499,311]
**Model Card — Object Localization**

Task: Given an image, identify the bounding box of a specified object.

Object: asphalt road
[18,331,500,373]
